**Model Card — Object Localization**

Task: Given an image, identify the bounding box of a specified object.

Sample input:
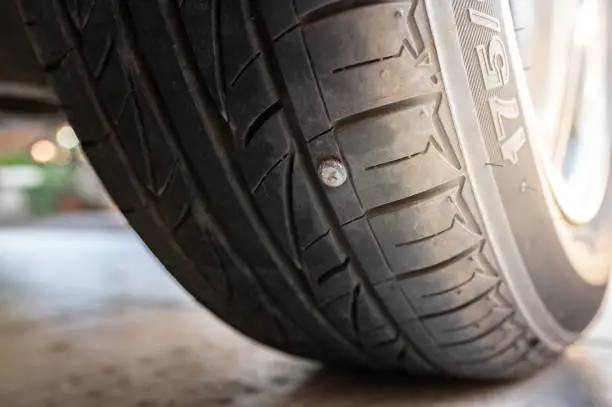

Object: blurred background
[0,117,116,226]
[2,0,612,405]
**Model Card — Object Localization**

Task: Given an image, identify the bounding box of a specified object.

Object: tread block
[321,281,396,348]
[321,292,358,341]
[239,110,290,191]
[399,255,482,299]
[130,92,178,194]
[373,281,418,324]
[368,186,458,249]
[20,0,72,64]
[353,284,387,334]
[254,157,299,264]
[303,3,439,120]
[292,159,329,250]
[79,1,113,69]
[343,218,395,284]
[225,59,279,143]
[294,0,338,16]
[156,163,193,226]
[303,234,351,305]
[95,49,132,123]
[50,54,108,143]
[176,213,225,290]
[66,0,96,29]
[275,27,331,140]
[424,305,513,344]
[381,217,482,275]
[358,325,400,352]
[406,273,498,316]
[261,0,298,39]
[111,95,148,182]
[371,282,450,367]
[449,326,518,360]
[179,0,222,110]
[218,0,259,83]
[341,144,461,211]
[335,98,439,173]
[455,331,525,366]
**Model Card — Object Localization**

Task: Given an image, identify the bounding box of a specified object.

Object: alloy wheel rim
[510,0,610,224]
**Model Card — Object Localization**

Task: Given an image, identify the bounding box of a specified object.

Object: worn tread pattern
[20,0,558,378]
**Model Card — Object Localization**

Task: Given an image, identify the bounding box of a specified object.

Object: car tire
[19,0,612,379]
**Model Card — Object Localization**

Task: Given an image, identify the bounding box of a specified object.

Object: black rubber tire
[18,0,612,379]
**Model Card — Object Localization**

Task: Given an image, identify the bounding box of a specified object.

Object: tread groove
[230,51,261,87]
[459,334,522,366]
[298,0,409,25]
[93,34,114,78]
[252,153,289,194]
[395,216,457,248]
[173,203,192,232]
[395,241,482,281]
[430,95,462,170]
[211,0,227,118]
[242,0,442,372]
[155,159,180,197]
[317,257,350,285]
[440,312,513,348]
[372,331,400,349]
[43,48,72,73]
[113,86,135,125]
[273,23,300,41]
[284,153,301,264]
[442,308,494,334]
[243,102,282,147]
[335,93,440,130]
[350,284,362,335]
[404,0,423,58]
[365,138,436,172]
[49,0,147,204]
[206,229,234,301]
[422,271,476,299]
[79,0,96,29]
[303,229,330,251]
[113,0,319,348]
[131,90,156,193]
[421,283,497,320]
[367,178,461,220]
[158,0,369,361]
[332,42,408,74]
[79,135,110,150]
[296,26,333,121]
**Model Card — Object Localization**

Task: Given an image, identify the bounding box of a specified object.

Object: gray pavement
[1,213,612,406]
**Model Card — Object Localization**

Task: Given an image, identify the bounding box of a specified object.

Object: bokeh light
[55,125,80,150]
[30,140,57,163]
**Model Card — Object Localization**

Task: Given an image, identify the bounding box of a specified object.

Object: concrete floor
[1,214,612,406]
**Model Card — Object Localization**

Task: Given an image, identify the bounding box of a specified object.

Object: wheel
[18,0,612,379]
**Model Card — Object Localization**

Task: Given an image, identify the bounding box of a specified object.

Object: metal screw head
[318,158,348,188]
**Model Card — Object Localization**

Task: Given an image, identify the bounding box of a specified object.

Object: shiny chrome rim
[511,0,610,224]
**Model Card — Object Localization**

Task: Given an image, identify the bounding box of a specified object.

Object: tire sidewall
[427,0,612,349]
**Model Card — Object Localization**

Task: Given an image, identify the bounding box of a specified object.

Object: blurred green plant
[0,152,76,215]
[28,165,75,215]
[0,152,32,166]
